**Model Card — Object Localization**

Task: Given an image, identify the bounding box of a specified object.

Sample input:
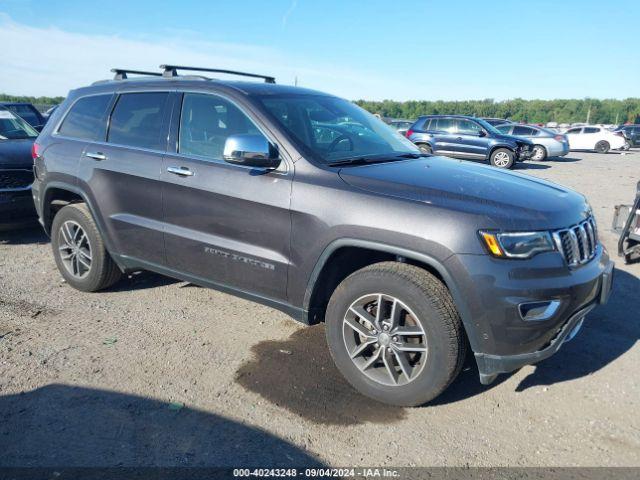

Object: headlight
[479,231,555,259]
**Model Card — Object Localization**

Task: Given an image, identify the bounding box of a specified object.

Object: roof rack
[111,68,163,80]
[160,64,276,84]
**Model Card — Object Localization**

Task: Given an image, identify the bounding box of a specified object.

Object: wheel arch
[302,238,479,350]
[42,182,119,263]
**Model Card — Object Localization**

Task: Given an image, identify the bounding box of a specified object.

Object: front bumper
[0,187,37,225]
[474,259,614,384]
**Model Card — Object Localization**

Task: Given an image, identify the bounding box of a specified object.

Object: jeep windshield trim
[257,94,420,164]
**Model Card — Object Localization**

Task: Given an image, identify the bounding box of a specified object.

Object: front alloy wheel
[343,293,428,386]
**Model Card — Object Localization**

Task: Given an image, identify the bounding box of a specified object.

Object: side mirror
[478,130,487,137]
[223,134,281,169]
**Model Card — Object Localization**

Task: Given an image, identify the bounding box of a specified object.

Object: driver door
[161,92,293,301]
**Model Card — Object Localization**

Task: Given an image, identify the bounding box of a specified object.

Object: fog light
[519,300,561,321]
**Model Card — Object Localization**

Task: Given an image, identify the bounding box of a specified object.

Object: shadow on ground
[235,325,407,426]
[0,385,323,468]
[107,271,180,292]
[515,268,639,390]
[0,225,47,245]
[237,269,639,415]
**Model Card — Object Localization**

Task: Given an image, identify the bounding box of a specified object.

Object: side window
[496,124,512,134]
[433,118,455,133]
[179,93,261,160]
[108,92,170,150]
[512,126,535,136]
[422,118,432,130]
[566,128,582,135]
[456,119,482,135]
[583,127,599,134]
[58,95,113,141]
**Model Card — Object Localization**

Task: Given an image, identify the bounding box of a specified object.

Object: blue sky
[1,0,638,100]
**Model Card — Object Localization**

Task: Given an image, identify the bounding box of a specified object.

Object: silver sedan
[496,124,570,161]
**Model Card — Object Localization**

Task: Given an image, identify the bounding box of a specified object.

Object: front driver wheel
[489,148,515,169]
[595,140,610,153]
[325,262,466,406]
[531,145,547,161]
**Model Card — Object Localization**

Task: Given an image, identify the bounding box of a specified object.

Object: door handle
[167,166,194,177]
[85,151,107,161]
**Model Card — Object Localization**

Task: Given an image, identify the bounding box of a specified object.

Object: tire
[325,262,466,406]
[595,140,610,154]
[51,203,122,292]
[489,148,515,169]
[417,143,432,155]
[531,145,547,161]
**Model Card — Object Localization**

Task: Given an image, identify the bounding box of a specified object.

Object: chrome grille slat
[554,217,598,267]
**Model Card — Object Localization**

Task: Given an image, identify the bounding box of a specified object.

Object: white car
[564,126,627,153]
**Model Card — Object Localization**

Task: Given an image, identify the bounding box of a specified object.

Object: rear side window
[566,128,582,134]
[108,92,170,150]
[58,95,113,141]
[583,127,600,134]
[512,126,535,136]
[432,118,455,132]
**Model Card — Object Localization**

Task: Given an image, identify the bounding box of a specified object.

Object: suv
[614,125,640,147]
[32,66,614,406]
[406,115,534,169]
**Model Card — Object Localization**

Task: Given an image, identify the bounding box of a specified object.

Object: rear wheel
[417,143,432,155]
[489,148,515,169]
[51,203,122,292]
[531,145,547,161]
[595,140,610,153]
[325,262,466,406]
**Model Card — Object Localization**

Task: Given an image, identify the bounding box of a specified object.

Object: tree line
[355,98,640,124]
[3,92,640,124]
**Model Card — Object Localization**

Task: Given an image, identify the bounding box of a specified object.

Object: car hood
[0,139,35,169]
[338,156,591,230]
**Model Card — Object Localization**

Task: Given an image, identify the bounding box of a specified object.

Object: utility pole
[586,104,591,124]
[294,76,298,86]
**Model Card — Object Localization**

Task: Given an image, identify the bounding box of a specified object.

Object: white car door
[582,127,601,149]
[565,127,585,149]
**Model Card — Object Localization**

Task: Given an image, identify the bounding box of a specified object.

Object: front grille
[0,169,34,190]
[553,217,597,266]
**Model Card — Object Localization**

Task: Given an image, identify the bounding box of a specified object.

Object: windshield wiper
[327,152,428,167]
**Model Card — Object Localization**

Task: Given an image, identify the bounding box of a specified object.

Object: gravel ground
[1,150,639,468]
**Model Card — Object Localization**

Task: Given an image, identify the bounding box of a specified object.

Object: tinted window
[422,118,432,130]
[179,93,261,160]
[566,128,582,134]
[6,105,41,127]
[495,124,512,134]
[58,95,113,141]
[583,127,600,134]
[456,119,482,135]
[108,92,169,150]
[512,126,535,136]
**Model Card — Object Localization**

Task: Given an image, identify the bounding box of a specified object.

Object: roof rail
[111,68,163,80]
[160,64,276,84]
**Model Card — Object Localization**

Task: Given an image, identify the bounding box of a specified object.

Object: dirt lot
[1,150,639,468]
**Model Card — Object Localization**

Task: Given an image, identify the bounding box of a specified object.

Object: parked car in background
[481,117,511,127]
[614,125,640,147]
[496,124,569,161]
[43,104,60,121]
[407,115,533,168]
[388,119,414,136]
[31,65,613,406]
[0,107,38,227]
[0,102,46,131]
[564,126,627,153]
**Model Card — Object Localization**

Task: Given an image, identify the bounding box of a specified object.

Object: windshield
[0,108,39,140]
[475,118,502,135]
[257,94,420,164]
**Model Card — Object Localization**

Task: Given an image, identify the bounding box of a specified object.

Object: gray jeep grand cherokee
[31,66,614,406]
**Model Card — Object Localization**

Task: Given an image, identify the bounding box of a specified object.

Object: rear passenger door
[429,118,458,155]
[160,91,292,301]
[78,91,172,266]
